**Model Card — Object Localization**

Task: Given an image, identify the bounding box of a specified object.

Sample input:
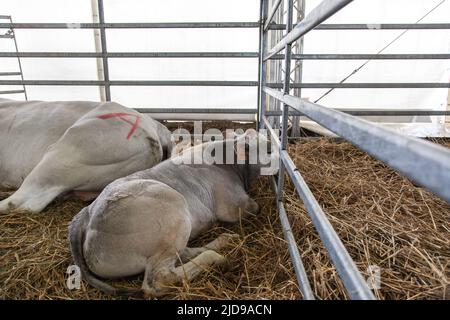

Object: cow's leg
[142,250,226,298]
[0,184,67,213]
[142,233,239,297]
[178,233,240,263]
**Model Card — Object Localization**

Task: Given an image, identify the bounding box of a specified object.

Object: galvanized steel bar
[97,0,110,101]
[8,16,27,100]
[263,116,281,148]
[257,0,269,129]
[315,23,450,30]
[2,22,449,30]
[264,0,354,60]
[265,109,450,116]
[264,0,283,31]
[284,83,450,88]
[136,108,256,114]
[264,121,315,299]
[0,89,25,95]
[269,23,450,30]
[269,176,315,300]
[113,80,258,86]
[277,0,294,201]
[2,52,450,60]
[281,53,450,60]
[0,80,259,86]
[2,80,448,88]
[0,52,260,58]
[279,150,376,300]
[264,87,450,203]
[0,72,22,76]
[0,22,260,29]
[264,113,374,299]
[277,201,316,300]
[291,0,306,138]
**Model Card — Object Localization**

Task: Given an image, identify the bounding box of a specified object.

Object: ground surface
[0,122,448,300]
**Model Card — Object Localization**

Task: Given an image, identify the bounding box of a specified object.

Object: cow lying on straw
[69,129,278,297]
[0,98,173,213]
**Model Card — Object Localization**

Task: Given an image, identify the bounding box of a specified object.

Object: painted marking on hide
[96,112,141,140]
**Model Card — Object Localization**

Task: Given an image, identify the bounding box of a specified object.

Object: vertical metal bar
[273,2,284,129]
[268,0,278,129]
[91,0,106,101]
[97,0,111,101]
[257,0,268,129]
[291,0,305,137]
[9,16,27,100]
[277,0,293,201]
[446,75,450,133]
[269,177,315,300]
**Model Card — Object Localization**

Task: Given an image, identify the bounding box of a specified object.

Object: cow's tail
[68,208,143,298]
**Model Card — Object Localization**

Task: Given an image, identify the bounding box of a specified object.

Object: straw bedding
[0,122,448,300]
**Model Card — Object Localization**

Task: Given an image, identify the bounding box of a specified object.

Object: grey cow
[69,129,278,297]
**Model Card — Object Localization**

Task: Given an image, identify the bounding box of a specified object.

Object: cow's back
[0,99,97,187]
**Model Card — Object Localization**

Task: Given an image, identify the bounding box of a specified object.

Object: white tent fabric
[0,0,449,136]
[301,0,450,136]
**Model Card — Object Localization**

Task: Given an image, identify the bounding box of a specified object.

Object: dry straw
[1,122,448,300]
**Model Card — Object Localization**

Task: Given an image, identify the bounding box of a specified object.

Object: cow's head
[232,129,279,190]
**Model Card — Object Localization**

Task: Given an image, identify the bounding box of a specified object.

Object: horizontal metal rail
[107,108,450,116]
[264,86,450,203]
[136,108,256,114]
[269,23,450,30]
[0,80,259,86]
[263,0,283,31]
[0,72,22,76]
[287,83,450,88]
[0,34,14,39]
[2,52,450,60]
[265,0,354,60]
[269,176,315,300]
[0,52,260,58]
[1,79,448,88]
[265,109,450,116]
[284,53,450,60]
[2,22,449,30]
[0,22,261,29]
[0,89,25,95]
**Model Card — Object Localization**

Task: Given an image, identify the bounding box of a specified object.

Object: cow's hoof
[219,255,234,272]
[0,200,13,213]
[142,287,158,300]
[216,233,240,248]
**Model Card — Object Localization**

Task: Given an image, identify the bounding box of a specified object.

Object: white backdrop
[0,0,449,135]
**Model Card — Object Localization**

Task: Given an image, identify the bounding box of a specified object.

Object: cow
[68,129,278,297]
[0,98,174,213]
